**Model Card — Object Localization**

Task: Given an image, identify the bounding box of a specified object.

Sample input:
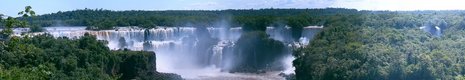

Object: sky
[1,0,465,17]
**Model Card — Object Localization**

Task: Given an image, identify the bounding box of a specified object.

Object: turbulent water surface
[34,26,321,80]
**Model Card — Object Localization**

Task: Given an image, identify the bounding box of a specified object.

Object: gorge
[30,26,322,79]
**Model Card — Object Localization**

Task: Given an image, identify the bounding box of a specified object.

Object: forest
[0,6,182,80]
[5,6,465,80]
[25,8,356,28]
[0,34,182,80]
[293,10,465,80]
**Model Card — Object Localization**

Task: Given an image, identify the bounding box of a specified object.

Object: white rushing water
[34,26,321,80]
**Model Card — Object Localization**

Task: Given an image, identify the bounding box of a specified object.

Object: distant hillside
[25,8,357,29]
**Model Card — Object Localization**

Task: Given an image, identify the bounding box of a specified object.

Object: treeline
[294,9,465,80]
[23,8,360,41]
[24,8,356,31]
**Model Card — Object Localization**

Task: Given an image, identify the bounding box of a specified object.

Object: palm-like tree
[0,14,4,23]
[18,6,35,17]
[17,6,36,30]
[0,6,35,40]
[18,6,35,28]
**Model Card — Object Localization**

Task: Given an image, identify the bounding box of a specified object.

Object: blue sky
[1,0,465,17]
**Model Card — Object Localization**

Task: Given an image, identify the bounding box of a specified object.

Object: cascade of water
[266,26,293,43]
[211,41,225,67]
[38,26,322,78]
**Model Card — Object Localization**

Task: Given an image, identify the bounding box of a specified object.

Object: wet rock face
[230,31,286,73]
[116,51,183,80]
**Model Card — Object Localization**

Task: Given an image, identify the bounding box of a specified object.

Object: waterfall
[37,26,322,78]
[211,41,225,67]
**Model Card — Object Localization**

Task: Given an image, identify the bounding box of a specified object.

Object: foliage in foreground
[294,10,465,80]
[0,34,181,80]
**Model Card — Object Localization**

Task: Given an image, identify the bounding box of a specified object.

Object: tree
[0,6,184,80]
[29,25,44,32]
[18,6,43,32]
[18,6,36,17]
[1,6,37,40]
[237,16,274,32]
[287,15,310,41]
[0,14,4,20]
[0,17,26,40]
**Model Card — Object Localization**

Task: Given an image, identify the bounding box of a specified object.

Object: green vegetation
[8,6,465,80]
[0,6,181,80]
[0,6,42,36]
[0,34,181,80]
[1,6,33,40]
[294,10,465,80]
[25,8,351,39]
